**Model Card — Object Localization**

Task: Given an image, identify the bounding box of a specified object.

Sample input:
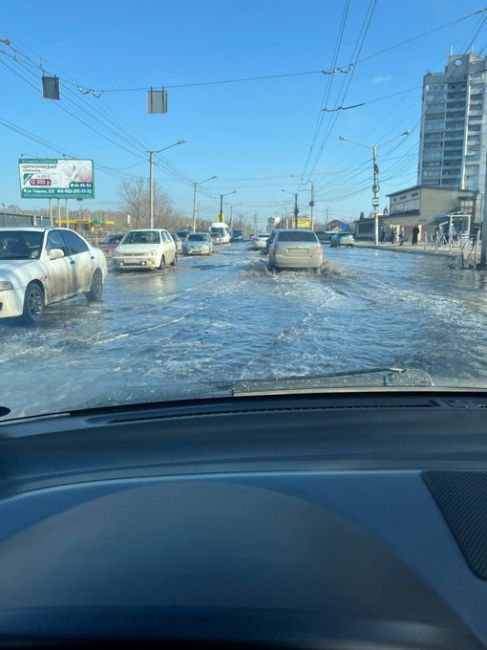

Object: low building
[353,185,477,241]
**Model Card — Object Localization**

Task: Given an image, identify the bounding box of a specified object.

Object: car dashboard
[1,391,487,649]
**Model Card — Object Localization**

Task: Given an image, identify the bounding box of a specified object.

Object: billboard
[19,159,94,199]
[297,216,312,229]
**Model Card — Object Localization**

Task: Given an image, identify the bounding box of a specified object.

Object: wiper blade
[230,368,433,396]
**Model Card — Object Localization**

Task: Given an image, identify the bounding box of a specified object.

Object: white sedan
[112,229,177,270]
[0,227,107,324]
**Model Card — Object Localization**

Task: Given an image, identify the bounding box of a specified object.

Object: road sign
[372,197,380,207]
[19,159,94,199]
[372,184,380,193]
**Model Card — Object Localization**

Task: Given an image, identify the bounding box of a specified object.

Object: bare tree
[118,178,190,231]
[119,178,148,228]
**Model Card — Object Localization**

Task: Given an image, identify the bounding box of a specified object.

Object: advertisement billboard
[297,216,312,229]
[19,159,94,199]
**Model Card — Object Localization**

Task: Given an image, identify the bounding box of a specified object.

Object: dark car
[316,230,339,244]
[100,233,125,257]
[330,232,355,248]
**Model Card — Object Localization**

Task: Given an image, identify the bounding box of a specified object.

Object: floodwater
[1,242,487,418]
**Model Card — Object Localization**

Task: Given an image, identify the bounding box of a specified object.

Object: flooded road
[1,242,487,418]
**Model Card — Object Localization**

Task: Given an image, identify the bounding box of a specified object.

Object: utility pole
[309,181,315,230]
[218,190,237,223]
[48,198,53,226]
[148,150,155,229]
[192,176,216,231]
[253,211,257,233]
[372,144,380,246]
[147,140,186,229]
[293,193,299,228]
[192,182,197,231]
[339,131,410,247]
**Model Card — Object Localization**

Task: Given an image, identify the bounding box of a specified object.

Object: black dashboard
[1,391,487,649]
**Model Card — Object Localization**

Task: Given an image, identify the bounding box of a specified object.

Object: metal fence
[0,212,51,227]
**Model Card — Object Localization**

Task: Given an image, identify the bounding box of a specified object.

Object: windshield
[121,231,161,244]
[187,234,207,242]
[277,231,318,242]
[0,231,43,260]
[2,1,487,421]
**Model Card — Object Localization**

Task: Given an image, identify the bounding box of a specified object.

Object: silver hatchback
[268,229,323,272]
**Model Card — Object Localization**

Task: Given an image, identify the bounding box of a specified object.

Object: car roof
[0,226,88,234]
[0,226,47,233]
[125,228,166,232]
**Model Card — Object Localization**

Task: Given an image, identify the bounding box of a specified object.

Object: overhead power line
[1,8,483,96]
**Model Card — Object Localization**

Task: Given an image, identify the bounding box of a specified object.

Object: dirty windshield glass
[122,231,161,244]
[1,0,487,419]
[0,231,43,260]
[278,232,319,242]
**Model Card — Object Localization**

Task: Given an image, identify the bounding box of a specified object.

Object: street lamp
[338,131,411,245]
[192,175,217,231]
[282,189,299,227]
[147,139,186,229]
[218,190,237,222]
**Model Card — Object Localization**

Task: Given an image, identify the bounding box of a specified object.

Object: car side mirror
[48,248,65,260]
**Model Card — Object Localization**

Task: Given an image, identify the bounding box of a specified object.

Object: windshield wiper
[229,368,433,396]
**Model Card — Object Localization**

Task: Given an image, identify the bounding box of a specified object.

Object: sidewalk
[353,240,462,258]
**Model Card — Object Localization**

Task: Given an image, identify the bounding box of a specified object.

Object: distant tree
[118,178,190,231]
[119,178,148,228]
[359,211,365,220]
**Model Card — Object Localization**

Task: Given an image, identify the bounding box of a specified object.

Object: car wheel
[170,254,177,267]
[22,282,44,324]
[86,269,103,302]
[159,256,166,270]
[314,266,322,276]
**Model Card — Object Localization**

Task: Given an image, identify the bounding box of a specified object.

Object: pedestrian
[399,226,405,246]
[390,227,396,244]
[380,226,386,243]
[412,224,419,246]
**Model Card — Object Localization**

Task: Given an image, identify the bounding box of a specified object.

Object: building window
[424,120,445,131]
[423,150,443,160]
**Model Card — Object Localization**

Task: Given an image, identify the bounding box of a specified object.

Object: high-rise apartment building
[418,53,487,193]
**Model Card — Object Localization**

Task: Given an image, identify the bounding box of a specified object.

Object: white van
[209,222,231,244]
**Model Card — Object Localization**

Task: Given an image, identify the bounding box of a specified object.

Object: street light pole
[147,139,186,229]
[218,190,237,222]
[309,181,315,230]
[149,150,155,229]
[339,131,410,246]
[192,175,217,231]
[282,189,299,227]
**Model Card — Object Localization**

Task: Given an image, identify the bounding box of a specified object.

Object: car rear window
[188,234,207,241]
[123,231,161,244]
[277,231,319,242]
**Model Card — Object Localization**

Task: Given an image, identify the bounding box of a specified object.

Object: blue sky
[0,0,485,228]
